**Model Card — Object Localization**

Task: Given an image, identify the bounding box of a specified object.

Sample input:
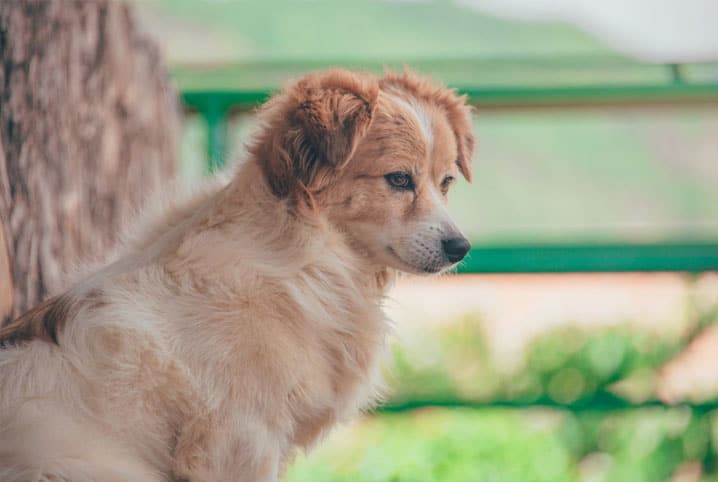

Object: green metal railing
[178,61,718,274]
[380,397,718,414]
[458,243,718,273]
[181,81,718,174]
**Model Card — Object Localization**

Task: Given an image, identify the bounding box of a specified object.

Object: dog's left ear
[291,71,379,173]
[256,70,379,200]
[446,98,475,183]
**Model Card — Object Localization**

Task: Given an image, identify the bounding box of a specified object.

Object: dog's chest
[281,268,387,447]
[176,260,390,451]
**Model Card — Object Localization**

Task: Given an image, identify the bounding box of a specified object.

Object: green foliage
[389,311,715,408]
[286,305,718,482]
[285,407,718,482]
[287,409,575,482]
[519,326,677,405]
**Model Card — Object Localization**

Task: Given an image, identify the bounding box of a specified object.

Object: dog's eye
[385,172,413,190]
[440,175,455,195]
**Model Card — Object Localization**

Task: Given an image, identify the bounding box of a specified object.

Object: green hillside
[137,0,612,63]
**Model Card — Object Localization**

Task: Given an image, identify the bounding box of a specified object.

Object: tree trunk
[0,0,179,324]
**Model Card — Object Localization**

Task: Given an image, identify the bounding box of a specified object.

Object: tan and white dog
[0,69,474,482]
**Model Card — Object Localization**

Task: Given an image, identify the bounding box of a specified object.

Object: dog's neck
[203,160,396,298]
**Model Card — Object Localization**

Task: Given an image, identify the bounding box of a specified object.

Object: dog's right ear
[253,70,379,200]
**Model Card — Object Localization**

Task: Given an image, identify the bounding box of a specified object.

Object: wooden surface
[0,0,179,324]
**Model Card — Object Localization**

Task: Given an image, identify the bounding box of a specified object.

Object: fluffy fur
[0,69,474,481]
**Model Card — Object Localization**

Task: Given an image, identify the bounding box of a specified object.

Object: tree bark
[0,0,179,324]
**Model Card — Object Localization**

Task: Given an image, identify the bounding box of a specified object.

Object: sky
[460,0,718,62]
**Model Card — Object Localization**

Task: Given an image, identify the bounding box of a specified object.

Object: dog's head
[252,69,475,274]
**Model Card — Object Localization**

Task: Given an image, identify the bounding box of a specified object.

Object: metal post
[669,63,685,84]
[203,101,229,173]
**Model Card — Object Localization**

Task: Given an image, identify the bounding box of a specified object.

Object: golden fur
[0,69,474,481]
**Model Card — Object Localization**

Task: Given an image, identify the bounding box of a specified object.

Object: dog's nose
[441,237,471,263]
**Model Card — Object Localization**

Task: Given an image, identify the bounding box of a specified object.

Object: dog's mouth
[386,246,444,274]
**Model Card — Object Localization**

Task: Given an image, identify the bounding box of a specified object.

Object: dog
[0,68,474,481]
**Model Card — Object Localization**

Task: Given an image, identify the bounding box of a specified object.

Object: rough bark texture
[0,0,179,324]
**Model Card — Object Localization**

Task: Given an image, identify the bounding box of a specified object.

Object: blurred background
[130,1,718,481]
[2,0,717,480]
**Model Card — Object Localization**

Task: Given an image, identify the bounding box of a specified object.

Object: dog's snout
[441,237,471,263]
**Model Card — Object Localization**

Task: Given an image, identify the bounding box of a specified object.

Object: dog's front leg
[173,410,284,482]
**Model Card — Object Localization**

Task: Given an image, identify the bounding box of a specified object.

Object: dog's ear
[429,90,475,183]
[449,100,475,183]
[255,69,379,200]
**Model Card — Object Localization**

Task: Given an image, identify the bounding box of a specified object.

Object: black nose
[441,237,471,263]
